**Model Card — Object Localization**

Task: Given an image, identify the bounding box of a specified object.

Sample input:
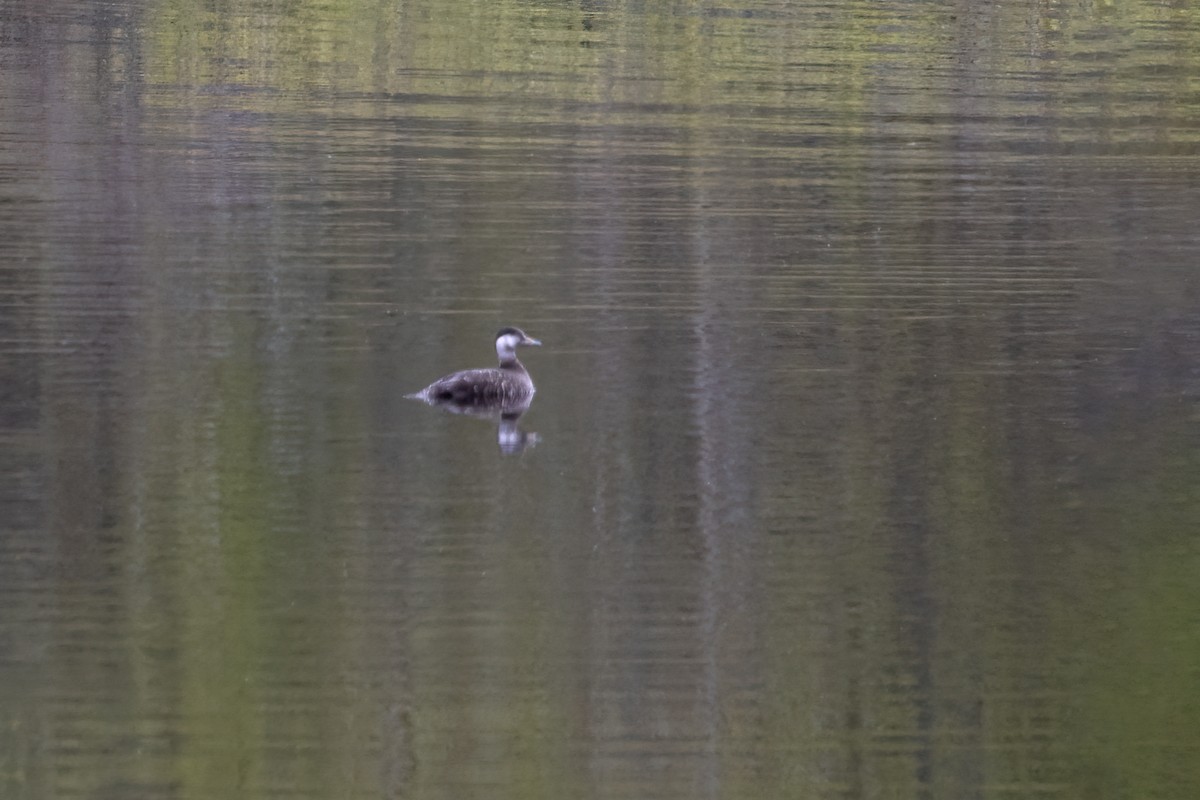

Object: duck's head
[495,327,541,360]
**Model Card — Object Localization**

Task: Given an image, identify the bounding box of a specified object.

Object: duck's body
[416,366,533,404]
[410,327,541,406]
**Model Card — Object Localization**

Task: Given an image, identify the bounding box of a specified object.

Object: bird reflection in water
[410,395,540,455]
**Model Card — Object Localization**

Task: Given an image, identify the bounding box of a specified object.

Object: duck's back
[416,366,534,404]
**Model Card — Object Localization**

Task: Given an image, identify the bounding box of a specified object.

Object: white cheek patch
[497,334,521,356]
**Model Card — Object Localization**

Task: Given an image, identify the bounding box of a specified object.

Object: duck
[409,327,542,405]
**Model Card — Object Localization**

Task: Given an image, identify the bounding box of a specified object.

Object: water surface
[2,1,1199,798]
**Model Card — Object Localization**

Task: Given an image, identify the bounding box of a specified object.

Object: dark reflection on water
[3,0,1200,798]
[411,396,541,455]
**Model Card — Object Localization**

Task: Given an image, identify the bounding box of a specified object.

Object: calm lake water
[2,1,1199,798]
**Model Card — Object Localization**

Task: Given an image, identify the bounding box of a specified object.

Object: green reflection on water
[1070,431,1200,799]
[136,0,1200,145]
[177,338,271,796]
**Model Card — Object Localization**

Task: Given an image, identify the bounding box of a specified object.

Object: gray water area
[2,1,1199,798]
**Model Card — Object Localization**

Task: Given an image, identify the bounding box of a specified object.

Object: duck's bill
[524,337,542,346]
